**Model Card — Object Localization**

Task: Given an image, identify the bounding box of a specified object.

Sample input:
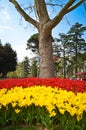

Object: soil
[0,123,60,130]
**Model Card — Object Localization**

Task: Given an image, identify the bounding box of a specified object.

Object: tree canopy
[27,33,39,54]
[53,22,86,77]
[22,56,30,77]
[0,41,17,78]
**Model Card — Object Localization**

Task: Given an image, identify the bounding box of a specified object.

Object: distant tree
[72,52,86,71]
[7,62,23,78]
[53,23,86,77]
[22,56,30,77]
[66,52,86,77]
[0,42,17,78]
[27,33,39,54]
[54,33,71,78]
[9,0,85,78]
[31,58,38,77]
[67,22,86,74]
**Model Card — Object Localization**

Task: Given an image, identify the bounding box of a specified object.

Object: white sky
[0,0,86,62]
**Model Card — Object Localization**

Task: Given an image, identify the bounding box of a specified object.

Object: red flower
[0,77,86,93]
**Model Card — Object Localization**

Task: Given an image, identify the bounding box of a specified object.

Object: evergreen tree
[22,57,30,77]
[31,58,38,77]
[54,33,70,78]
[53,23,86,77]
[0,42,17,78]
[67,22,86,74]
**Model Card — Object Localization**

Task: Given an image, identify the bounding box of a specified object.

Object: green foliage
[31,58,37,77]
[22,57,30,77]
[27,33,39,54]
[0,104,86,130]
[0,42,17,78]
[67,22,86,74]
[7,62,23,78]
[53,107,86,130]
[53,22,86,77]
[0,104,54,130]
[67,22,86,54]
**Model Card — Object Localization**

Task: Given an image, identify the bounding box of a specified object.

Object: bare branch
[9,0,39,28]
[23,5,34,11]
[47,0,75,29]
[46,0,85,30]
[66,0,85,14]
[46,3,64,7]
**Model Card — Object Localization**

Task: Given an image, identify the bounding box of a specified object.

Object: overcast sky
[0,0,86,62]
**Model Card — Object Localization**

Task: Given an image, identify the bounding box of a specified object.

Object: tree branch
[46,0,85,30]
[66,0,85,14]
[9,0,39,28]
[34,0,49,22]
[46,3,64,7]
[47,0,75,29]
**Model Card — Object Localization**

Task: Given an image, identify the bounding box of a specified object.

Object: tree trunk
[39,30,55,78]
[9,0,84,78]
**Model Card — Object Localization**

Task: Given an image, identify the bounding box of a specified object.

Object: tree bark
[39,29,55,78]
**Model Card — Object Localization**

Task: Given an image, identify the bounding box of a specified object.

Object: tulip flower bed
[0,78,86,130]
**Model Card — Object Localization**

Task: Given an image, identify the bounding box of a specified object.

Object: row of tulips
[0,77,86,93]
[0,78,86,130]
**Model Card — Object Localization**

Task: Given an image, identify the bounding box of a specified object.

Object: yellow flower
[15,109,20,114]
[59,108,65,115]
[50,111,56,117]
[77,115,82,121]
[0,85,86,121]
[12,102,17,107]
